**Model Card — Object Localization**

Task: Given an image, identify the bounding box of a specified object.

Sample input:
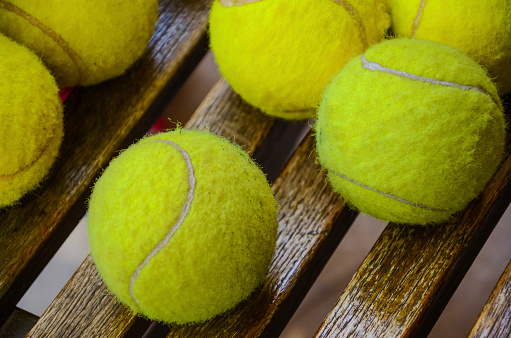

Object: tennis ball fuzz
[0,34,63,208]
[387,0,511,95]
[315,38,506,225]
[0,0,159,87]
[88,130,278,324]
[209,0,390,120]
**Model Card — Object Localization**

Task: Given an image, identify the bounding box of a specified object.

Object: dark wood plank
[315,138,511,337]
[27,79,276,337]
[0,0,210,325]
[165,134,358,337]
[468,260,511,337]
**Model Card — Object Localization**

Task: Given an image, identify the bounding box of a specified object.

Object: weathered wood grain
[315,142,511,337]
[468,260,511,337]
[164,134,357,337]
[27,79,277,337]
[0,0,210,325]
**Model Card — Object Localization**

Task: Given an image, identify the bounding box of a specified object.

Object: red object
[59,87,74,102]
[148,117,167,134]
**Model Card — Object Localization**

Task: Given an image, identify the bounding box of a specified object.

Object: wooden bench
[0,1,510,336]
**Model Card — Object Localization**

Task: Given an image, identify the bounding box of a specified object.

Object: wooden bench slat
[27,78,277,337]
[0,0,210,325]
[315,141,511,337]
[468,259,511,337]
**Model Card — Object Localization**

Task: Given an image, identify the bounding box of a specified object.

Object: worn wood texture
[468,260,511,337]
[315,142,511,337]
[165,135,357,337]
[27,79,276,337]
[0,0,210,325]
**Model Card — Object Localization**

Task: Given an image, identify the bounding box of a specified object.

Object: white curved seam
[412,0,427,38]
[129,140,196,307]
[329,169,446,211]
[361,55,497,105]
[218,0,261,7]
[333,0,368,50]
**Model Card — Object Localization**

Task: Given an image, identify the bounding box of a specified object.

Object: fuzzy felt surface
[88,129,278,324]
[387,0,511,95]
[0,0,158,87]
[0,34,63,208]
[209,0,390,120]
[315,38,506,225]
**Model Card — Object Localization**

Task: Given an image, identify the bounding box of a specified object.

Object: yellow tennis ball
[88,129,278,324]
[315,38,506,225]
[0,34,63,208]
[0,0,159,87]
[209,0,390,120]
[387,0,511,95]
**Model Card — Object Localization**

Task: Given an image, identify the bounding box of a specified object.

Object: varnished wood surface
[315,135,511,337]
[0,0,210,325]
[27,79,278,337]
[468,260,511,337]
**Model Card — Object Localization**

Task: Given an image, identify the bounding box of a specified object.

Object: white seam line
[361,55,497,105]
[129,140,196,308]
[412,0,426,38]
[334,0,368,50]
[329,169,446,211]
[218,0,261,7]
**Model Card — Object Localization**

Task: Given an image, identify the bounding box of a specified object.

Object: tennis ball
[0,0,159,88]
[387,0,511,95]
[0,34,63,208]
[88,130,278,324]
[315,38,506,225]
[209,0,390,120]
